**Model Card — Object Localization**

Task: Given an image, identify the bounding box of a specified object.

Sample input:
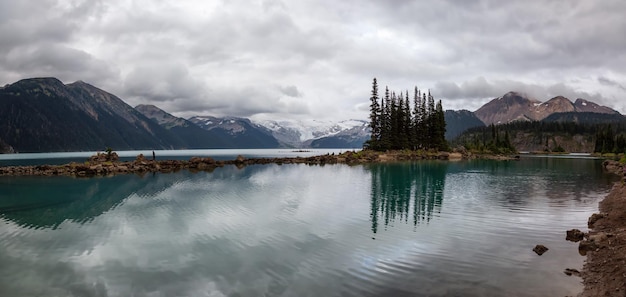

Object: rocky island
[0,150,466,177]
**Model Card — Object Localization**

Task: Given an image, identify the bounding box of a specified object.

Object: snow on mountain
[254,119,369,147]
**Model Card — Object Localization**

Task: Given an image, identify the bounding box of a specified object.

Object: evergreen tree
[433,100,448,151]
[403,91,412,149]
[412,87,422,148]
[381,86,392,150]
[366,78,381,149]
[364,78,449,152]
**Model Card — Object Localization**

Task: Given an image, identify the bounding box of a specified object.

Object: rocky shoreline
[576,160,626,296]
[0,150,469,177]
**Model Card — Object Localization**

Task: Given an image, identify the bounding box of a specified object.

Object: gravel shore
[578,160,626,296]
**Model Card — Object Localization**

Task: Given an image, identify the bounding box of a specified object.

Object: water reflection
[0,173,190,229]
[367,162,448,233]
[0,159,616,297]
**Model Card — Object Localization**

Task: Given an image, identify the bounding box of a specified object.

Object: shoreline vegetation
[0,149,515,177]
[577,160,626,296]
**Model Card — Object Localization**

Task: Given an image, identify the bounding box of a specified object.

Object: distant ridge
[0,77,180,152]
[0,77,622,153]
[474,91,620,125]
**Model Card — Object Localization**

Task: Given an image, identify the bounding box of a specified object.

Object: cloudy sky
[1,0,625,121]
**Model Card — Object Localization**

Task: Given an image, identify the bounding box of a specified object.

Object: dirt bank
[578,160,626,296]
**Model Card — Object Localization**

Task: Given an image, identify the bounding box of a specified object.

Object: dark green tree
[366,78,381,149]
[365,79,449,152]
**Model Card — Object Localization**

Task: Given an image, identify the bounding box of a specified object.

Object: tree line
[459,124,516,154]
[365,78,448,151]
[455,119,626,154]
[595,124,626,154]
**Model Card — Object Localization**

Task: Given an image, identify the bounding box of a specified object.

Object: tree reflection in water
[368,161,447,234]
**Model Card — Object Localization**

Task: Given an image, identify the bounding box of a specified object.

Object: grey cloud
[123,63,204,102]
[598,76,626,91]
[278,85,302,97]
[2,44,118,84]
[1,0,626,119]
[434,77,612,111]
[161,84,311,119]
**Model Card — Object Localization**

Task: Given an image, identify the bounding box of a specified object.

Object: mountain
[0,77,368,152]
[542,112,625,124]
[0,78,182,152]
[135,104,233,148]
[474,92,541,125]
[135,104,188,129]
[189,116,280,148]
[255,119,369,148]
[474,92,620,125]
[306,122,370,148]
[444,110,485,140]
[573,98,620,114]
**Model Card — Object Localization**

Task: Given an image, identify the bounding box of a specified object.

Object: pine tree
[381,86,392,150]
[403,91,412,150]
[364,79,448,152]
[434,100,448,151]
[412,87,422,148]
[366,78,381,149]
[390,92,400,149]
[426,91,436,149]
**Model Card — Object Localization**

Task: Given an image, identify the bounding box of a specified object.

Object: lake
[0,153,616,297]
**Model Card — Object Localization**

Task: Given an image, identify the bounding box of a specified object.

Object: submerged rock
[533,244,549,255]
[566,229,585,242]
[564,268,580,276]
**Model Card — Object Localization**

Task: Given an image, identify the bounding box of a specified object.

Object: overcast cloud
[1,0,625,120]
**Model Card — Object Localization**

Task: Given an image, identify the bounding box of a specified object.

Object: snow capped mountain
[135,104,188,128]
[188,116,280,148]
[254,119,369,148]
[190,116,268,135]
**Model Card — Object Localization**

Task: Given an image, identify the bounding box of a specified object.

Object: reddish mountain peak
[474,91,620,125]
[534,96,575,119]
[545,96,571,103]
[573,98,620,114]
[474,92,538,125]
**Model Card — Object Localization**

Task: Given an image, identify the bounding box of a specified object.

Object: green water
[0,157,616,296]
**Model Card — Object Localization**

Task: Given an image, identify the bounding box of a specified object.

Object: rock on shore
[578,160,626,296]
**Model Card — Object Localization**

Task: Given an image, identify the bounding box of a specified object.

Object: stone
[578,240,597,256]
[533,244,549,255]
[566,229,585,242]
[588,213,606,228]
[564,268,580,276]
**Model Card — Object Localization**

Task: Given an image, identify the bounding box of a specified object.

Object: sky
[1,0,626,121]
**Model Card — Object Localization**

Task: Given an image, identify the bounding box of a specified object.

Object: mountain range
[0,78,369,153]
[0,78,622,153]
[474,91,620,125]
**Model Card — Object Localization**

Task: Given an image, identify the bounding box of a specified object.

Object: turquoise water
[0,156,616,296]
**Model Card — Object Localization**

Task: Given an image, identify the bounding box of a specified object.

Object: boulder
[533,244,549,255]
[578,240,597,256]
[588,213,606,228]
[566,229,585,242]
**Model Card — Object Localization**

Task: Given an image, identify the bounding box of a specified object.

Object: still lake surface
[0,151,617,297]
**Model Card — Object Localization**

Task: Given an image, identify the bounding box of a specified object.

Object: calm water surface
[0,156,617,296]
